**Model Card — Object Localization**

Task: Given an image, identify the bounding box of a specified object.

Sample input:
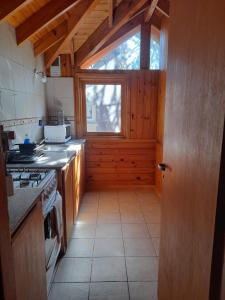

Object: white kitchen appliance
[7,168,63,294]
[44,124,71,143]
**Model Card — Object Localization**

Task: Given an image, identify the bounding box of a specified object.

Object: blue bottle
[24,134,30,144]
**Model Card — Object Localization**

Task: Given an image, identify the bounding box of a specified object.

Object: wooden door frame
[210,119,225,300]
[0,127,16,300]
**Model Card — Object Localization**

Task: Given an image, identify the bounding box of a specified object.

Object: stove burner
[20,180,30,188]
[7,168,51,189]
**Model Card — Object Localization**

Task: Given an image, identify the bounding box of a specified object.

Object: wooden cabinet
[62,156,75,245]
[74,144,85,218]
[12,201,47,300]
[58,144,85,249]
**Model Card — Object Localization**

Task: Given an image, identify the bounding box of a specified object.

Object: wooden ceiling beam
[156,0,170,17]
[75,0,149,67]
[16,0,79,45]
[0,0,27,21]
[34,21,68,57]
[81,11,161,69]
[108,0,115,28]
[81,13,144,69]
[145,0,159,23]
[44,0,99,69]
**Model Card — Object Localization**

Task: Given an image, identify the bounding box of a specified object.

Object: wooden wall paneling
[60,54,72,77]
[85,139,156,188]
[75,70,159,189]
[130,71,159,139]
[155,16,169,196]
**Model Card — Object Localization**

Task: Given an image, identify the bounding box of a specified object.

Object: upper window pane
[89,32,141,70]
[150,38,160,69]
[85,84,121,133]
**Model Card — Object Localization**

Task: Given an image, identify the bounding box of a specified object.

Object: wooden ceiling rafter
[156,0,170,17]
[145,0,169,23]
[0,0,28,21]
[15,0,80,45]
[81,12,144,69]
[74,0,149,67]
[34,21,68,57]
[145,0,159,23]
[108,0,116,28]
[81,10,161,69]
[44,0,100,69]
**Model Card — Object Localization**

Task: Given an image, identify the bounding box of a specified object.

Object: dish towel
[53,191,63,243]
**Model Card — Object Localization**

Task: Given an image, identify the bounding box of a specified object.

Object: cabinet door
[12,202,47,300]
[63,157,75,244]
[74,145,85,219]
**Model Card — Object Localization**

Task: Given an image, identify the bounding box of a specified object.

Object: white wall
[0,22,46,143]
[46,77,75,137]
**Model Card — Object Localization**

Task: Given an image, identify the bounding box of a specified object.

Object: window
[85,84,122,133]
[75,74,129,137]
[89,32,141,70]
[149,26,160,70]
[150,38,160,70]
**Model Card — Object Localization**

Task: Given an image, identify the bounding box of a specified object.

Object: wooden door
[158,0,225,299]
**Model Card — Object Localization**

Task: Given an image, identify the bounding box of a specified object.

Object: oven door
[44,191,63,293]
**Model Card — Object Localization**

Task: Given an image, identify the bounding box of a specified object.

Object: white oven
[44,124,71,143]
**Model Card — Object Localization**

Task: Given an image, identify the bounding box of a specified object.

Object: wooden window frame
[75,72,130,139]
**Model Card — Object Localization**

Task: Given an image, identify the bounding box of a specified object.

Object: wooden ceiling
[1,0,169,69]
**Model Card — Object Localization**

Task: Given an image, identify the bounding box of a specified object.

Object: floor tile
[121,212,145,223]
[126,257,159,281]
[65,239,94,258]
[76,213,97,224]
[93,239,124,257]
[82,192,99,202]
[124,238,156,256]
[97,212,121,224]
[98,203,120,213]
[72,224,96,238]
[129,282,158,300]
[90,282,129,300]
[96,224,122,238]
[118,191,137,202]
[54,258,92,282]
[147,224,161,237]
[152,238,160,256]
[143,212,161,223]
[122,224,149,238]
[48,283,89,300]
[91,257,127,281]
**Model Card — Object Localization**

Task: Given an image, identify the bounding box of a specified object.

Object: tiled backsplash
[46,77,75,137]
[0,22,46,143]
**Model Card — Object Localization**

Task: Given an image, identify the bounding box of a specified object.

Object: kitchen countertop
[8,188,43,235]
[7,139,85,169]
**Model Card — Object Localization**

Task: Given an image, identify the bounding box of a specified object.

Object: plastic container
[23,134,30,144]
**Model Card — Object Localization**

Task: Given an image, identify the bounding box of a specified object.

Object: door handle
[158,163,167,172]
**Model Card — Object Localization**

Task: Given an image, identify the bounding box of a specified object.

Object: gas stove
[7,168,55,189]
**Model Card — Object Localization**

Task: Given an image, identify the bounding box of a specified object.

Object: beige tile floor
[49,189,161,300]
